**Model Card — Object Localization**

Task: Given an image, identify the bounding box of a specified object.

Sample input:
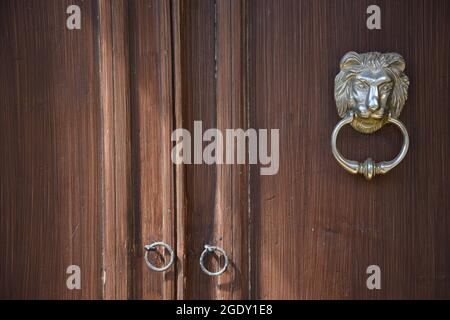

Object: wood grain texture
[1,0,449,300]
[214,0,249,299]
[0,0,177,300]
[177,0,217,299]
[171,0,187,300]
[98,0,132,300]
[0,0,102,299]
[176,0,249,299]
[109,0,132,300]
[247,0,450,299]
[128,0,176,300]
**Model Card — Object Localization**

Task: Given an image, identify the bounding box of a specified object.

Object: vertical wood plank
[0,0,102,299]
[128,0,175,300]
[171,0,188,300]
[110,0,133,300]
[177,0,217,299]
[98,0,115,299]
[98,0,131,300]
[214,0,249,300]
[177,0,250,299]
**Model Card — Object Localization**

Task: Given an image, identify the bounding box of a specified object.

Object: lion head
[334,51,410,133]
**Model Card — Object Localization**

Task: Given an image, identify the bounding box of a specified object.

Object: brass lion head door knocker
[331,51,410,180]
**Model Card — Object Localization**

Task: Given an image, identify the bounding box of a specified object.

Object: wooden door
[245,0,450,299]
[1,0,449,300]
[0,0,103,299]
[174,0,450,299]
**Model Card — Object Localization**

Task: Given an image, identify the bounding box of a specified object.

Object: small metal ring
[331,112,409,180]
[199,245,229,276]
[144,242,175,272]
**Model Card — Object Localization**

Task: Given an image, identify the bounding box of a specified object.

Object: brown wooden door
[173,0,450,299]
[244,0,450,299]
[0,0,103,299]
[1,0,449,300]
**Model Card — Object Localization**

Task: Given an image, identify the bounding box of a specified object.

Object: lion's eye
[380,83,392,92]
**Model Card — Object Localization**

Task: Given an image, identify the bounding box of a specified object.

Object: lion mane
[334,51,410,119]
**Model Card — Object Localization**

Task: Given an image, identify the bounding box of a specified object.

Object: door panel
[176,0,249,300]
[0,0,102,299]
[247,0,450,299]
[127,0,175,300]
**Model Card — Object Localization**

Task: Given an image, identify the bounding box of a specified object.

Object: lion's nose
[367,86,380,111]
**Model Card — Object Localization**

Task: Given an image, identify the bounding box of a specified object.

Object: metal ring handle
[199,245,229,276]
[331,112,409,180]
[144,242,175,272]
